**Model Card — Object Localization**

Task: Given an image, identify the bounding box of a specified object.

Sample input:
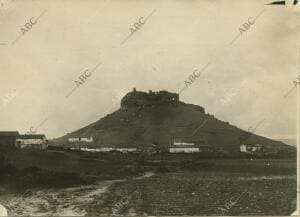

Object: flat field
[85,158,296,216]
[0,148,296,216]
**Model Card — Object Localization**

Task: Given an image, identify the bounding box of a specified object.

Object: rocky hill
[51,89,295,155]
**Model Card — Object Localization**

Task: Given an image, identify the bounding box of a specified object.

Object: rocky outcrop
[121,89,179,109]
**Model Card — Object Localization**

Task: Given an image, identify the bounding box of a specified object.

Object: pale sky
[0,0,299,139]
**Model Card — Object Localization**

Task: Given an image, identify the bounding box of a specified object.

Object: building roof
[18,134,46,139]
[0,131,19,136]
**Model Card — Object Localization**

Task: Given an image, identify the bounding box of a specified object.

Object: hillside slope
[51,89,295,154]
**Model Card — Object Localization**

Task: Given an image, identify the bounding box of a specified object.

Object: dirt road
[2,172,155,216]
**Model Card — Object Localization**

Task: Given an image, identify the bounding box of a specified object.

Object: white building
[81,137,94,142]
[115,148,137,153]
[173,140,194,146]
[170,139,202,153]
[68,138,80,142]
[169,147,199,153]
[240,144,247,152]
[68,137,93,143]
[77,147,137,153]
[76,147,113,152]
[16,134,47,149]
[240,144,262,153]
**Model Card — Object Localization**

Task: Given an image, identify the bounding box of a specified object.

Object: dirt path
[3,172,155,216]
[0,203,8,216]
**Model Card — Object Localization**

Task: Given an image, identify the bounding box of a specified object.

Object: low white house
[170,139,203,153]
[240,144,263,153]
[81,137,94,142]
[16,134,47,149]
[169,147,199,153]
[68,137,93,143]
[77,147,137,153]
[68,138,80,142]
[173,140,194,146]
[240,144,247,152]
[115,148,137,153]
[74,147,113,152]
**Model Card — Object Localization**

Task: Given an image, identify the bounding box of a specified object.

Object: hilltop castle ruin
[121,88,179,108]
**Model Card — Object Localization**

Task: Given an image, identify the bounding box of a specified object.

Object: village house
[169,139,205,153]
[65,137,94,149]
[115,148,137,153]
[71,146,137,153]
[173,140,194,146]
[77,147,113,152]
[240,143,263,153]
[66,136,139,153]
[0,131,48,150]
[169,139,212,153]
[169,146,200,153]
[16,134,48,149]
[68,137,94,143]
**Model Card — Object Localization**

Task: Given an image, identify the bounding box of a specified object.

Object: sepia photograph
[0,0,299,216]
